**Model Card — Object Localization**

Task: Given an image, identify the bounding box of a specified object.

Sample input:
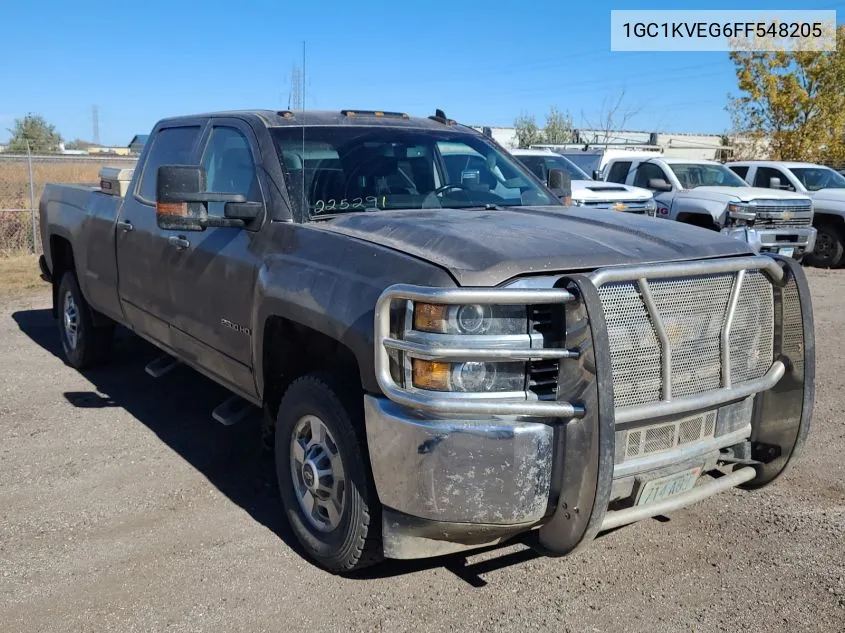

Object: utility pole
[289,65,302,111]
[92,105,100,145]
[301,41,306,111]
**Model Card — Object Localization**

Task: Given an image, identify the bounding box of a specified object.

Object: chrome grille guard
[374,255,788,421]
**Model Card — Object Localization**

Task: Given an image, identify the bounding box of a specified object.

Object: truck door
[115,124,204,345]
[163,120,264,398]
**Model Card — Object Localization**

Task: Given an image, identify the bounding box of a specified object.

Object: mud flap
[533,275,615,556]
[743,255,815,487]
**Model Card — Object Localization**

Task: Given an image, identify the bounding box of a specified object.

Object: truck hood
[571,180,653,202]
[808,188,845,205]
[680,186,812,203]
[315,206,752,286]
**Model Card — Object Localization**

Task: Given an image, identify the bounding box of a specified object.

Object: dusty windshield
[669,163,748,189]
[789,167,845,191]
[272,126,558,219]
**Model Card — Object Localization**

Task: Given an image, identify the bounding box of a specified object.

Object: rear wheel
[275,373,382,573]
[806,223,845,268]
[57,271,113,369]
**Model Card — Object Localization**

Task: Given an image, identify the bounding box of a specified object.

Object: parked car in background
[602,156,816,260]
[537,146,664,180]
[510,148,657,215]
[727,161,845,267]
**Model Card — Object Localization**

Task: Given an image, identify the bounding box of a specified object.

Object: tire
[57,271,113,370]
[806,223,845,268]
[275,373,382,573]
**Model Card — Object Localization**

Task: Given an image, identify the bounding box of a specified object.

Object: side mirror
[648,178,673,192]
[156,165,251,231]
[769,176,782,189]
[592,169,602,180]
[548,168,572,205]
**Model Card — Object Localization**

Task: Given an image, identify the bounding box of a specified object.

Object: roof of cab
[155,109,478,132]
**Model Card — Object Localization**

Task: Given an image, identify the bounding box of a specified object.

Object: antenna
[302,41,306,111]
[92,105,100,145]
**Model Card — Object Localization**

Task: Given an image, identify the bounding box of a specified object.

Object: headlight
[644,198,657,216]
[414,303,526,335]
[411,359,525,392]
[727,202,756,224]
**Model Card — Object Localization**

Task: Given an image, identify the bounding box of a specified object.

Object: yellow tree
[729,25,845,162]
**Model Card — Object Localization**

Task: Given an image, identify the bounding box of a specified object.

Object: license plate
[779,247,795,257]
[636,467,701,506]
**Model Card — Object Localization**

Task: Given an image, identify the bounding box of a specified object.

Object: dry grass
[0,161,105,209]
[0,254,45,296]
[0,158,135,255]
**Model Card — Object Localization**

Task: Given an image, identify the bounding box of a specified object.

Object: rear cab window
[136,126,202,203]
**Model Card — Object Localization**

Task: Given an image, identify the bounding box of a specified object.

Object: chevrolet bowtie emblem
[782,211,794,220]
[612,202,628,211]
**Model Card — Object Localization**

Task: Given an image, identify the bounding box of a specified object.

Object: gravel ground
[1,270,844,633]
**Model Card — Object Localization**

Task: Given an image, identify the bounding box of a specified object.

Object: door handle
[168,235,190,250]
[116,220,134,232]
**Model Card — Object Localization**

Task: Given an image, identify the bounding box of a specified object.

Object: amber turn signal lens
[414,303,448,333]
[412,359,451,391]
[156,202,188,217]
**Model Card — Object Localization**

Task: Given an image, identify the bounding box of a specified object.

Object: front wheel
[806,223,845,268]
[275,373,382,573]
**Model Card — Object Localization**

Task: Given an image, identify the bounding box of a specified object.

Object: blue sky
[1,0,843,145]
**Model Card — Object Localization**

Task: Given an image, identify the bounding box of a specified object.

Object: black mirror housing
[155,165,250,231]
[592,169,602,180]
[224,201,263,221]
[648,178,673,192]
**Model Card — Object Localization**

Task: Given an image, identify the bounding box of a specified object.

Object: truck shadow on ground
[12,307,552,586]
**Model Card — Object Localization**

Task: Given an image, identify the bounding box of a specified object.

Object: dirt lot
[1,270,843,633]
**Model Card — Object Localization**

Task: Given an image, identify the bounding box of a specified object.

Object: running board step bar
[212,395,258,426]
[144,354,181,378]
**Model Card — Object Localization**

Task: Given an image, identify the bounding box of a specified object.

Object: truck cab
[727,160,845,267]
[602,156,817,260]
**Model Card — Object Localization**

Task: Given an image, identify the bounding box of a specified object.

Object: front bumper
[368,256,814,559]
[721,226,817,257]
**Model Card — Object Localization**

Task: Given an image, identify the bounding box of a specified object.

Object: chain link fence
[0,154,137,255]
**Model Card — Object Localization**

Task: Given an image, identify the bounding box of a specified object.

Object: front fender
[250,225,455,398]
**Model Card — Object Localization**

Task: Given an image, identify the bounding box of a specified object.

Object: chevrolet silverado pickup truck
[602,156,817,260]
[727,160,845,268]
[509,148,657,215]
[38,109,814,574]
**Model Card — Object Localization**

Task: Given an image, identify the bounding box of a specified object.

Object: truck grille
[624,410,717,459]
[753,204,813,229]
[528,305,561,400]
[598,271,774,409]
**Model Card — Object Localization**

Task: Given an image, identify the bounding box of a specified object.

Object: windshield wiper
[454,203,502,211]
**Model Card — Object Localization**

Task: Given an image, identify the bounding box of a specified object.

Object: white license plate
[779,247,795,257]
[636,467,701,506]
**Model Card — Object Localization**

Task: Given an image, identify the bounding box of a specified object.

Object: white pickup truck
[602,156,817,260]
[510,148,657,215]
[727,160,845,267]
